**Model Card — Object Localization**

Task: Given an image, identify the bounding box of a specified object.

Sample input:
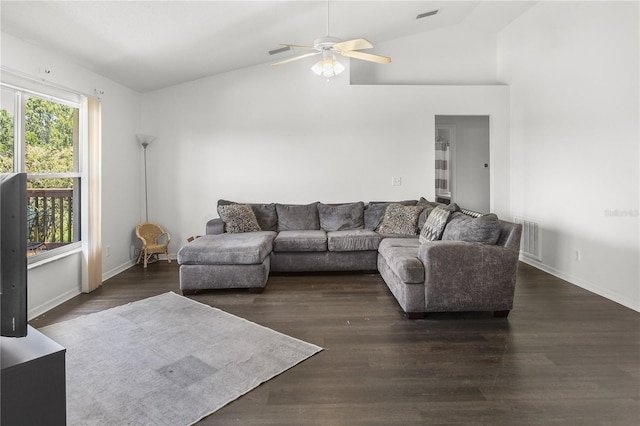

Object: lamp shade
[136,134,156,148]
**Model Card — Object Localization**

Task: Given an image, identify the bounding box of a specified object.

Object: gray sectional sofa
[177,198,522,318]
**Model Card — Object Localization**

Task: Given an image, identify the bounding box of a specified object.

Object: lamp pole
[136,134,156,222]
[142,141,150,222]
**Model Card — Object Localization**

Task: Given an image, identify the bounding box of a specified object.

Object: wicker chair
[136,222,171,268]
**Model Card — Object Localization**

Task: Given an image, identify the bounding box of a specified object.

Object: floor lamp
[136,134,156,221]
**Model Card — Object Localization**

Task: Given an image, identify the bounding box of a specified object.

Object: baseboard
[519,256,640,313]
[28,287,81,320]
[102,254,175,282]
[102,259,137,282]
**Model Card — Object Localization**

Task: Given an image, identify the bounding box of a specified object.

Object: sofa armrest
[418,241,520,312]
[206,218,225,235]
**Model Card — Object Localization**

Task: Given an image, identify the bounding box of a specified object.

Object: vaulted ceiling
[1,1,535,92]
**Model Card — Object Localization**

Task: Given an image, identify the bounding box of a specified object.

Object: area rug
[40,291,322,425]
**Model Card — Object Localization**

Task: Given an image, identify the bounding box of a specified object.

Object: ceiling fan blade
[271,52,320,66]
[279,43,316,50]
[339,50,391,64]
[333,38,373,53]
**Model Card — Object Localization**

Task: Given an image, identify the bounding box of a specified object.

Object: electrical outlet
[106,245,111,257]
[574,249,581,262]
[391,176,402,186]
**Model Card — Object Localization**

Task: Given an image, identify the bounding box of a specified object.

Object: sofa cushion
[378,238,424,284]
[327,229,381,252]
[276,203,320,231]
[218,200,278,232]
[364,200,418,230]
[217,204,261,233]
[177,232,276,265]
[273,230,327,252]
[416,197,440,230]
[442,212,502,245]
[377,204,424,235]
[364,203,389,230]
[318,202,364,231]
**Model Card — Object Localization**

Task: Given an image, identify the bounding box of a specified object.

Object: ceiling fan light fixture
[311,53,345,78]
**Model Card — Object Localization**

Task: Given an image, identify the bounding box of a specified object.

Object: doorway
[435,116,490,213]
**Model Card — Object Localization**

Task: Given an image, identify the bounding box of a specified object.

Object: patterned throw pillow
[377,204,424,235]
[217,204,261,233]
[419,206,451,243]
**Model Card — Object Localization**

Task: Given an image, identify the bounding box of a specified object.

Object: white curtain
[83,97,102,293]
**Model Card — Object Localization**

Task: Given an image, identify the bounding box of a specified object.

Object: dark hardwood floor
[31,262,640,425]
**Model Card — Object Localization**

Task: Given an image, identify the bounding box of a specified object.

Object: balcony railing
[27,188,76,252]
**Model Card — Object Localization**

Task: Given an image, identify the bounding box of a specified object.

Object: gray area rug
[40,291,322,425]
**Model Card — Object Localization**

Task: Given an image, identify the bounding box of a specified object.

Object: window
[1,85,83,260]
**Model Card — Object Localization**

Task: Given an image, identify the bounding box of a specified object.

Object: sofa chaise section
[177,231,276,293]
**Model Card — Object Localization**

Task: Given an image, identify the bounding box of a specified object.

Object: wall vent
[513,217,541,260]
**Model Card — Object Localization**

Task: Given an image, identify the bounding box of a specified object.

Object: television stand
[1,325,66,425]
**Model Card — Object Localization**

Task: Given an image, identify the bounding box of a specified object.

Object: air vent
[268,46,291,56]
[513,217,541,260]
[416,9,439,20]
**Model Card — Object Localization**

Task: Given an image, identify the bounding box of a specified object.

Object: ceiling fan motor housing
[314,36,341,50]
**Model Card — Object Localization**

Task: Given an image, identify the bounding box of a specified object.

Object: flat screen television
[0,172,28,337]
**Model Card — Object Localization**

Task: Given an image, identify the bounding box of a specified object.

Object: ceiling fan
[271,1,391,78]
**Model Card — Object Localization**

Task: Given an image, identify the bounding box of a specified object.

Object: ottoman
[177,231,277,293]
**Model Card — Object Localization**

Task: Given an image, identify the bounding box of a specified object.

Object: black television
[0,172,28,337]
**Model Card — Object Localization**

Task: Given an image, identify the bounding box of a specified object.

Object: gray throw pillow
[276,203,320,231]
[377,204,424,235]
[318,202,364,231]
[217,204,261,233]
[441,212,502,245]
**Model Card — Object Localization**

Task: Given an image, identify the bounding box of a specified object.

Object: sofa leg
[182,289,199,296]
[406,312,426,320]
[248,287,264,294]
[493,310,510,318]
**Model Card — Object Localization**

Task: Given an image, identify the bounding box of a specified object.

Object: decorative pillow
[276,202,320,231]
[441,212,501,245]
[218,200,278,231]
[419,206,452,243]
[364,200,418,230]
[318,202,364,231]
[217,204,261,233]
[377,204,424,235]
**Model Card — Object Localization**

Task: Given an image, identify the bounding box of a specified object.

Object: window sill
[27,243,82,270]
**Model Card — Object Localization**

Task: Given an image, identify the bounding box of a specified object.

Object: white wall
[498,1,639,311]
[351,22,498,85]
[141,62,510,252]
[1,32,143,318]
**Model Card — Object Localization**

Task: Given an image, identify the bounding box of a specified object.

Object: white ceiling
[0,1,536,93]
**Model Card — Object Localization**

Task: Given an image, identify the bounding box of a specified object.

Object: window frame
[1,82,86,264]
